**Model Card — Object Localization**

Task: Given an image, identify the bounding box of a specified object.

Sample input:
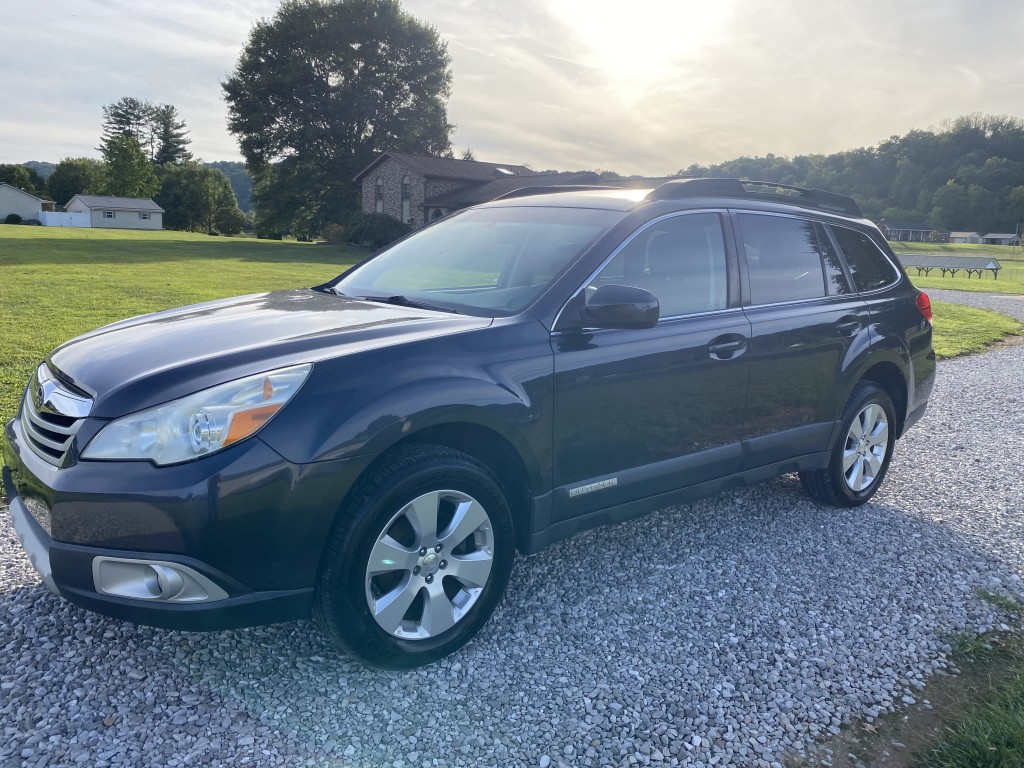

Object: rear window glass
[737,214,834,304]
[831,226,900,292]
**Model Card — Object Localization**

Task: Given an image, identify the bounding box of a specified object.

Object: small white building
[0,182,44,222]
[982,232,1022,246]
[65,195,164,230]
[948,231,982,244]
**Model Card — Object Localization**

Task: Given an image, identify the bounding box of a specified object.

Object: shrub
[4,213,22,225]
[320,222,346,243]
[345,212,411,249]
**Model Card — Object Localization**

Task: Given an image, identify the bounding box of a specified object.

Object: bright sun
[546,0,734,84]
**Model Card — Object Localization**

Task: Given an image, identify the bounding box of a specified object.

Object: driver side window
[588,213,728,317]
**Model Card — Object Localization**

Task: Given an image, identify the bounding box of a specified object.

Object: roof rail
[493,185,621,201]
[647,178,863,218]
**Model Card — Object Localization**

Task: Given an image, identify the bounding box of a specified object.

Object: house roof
[425,172,603,208]
[354,151,535,183]
[70,194,164,212]
[983,233,1020,239]
[948,231,981,238]
[880,220,950,233]
[0,181,43,203]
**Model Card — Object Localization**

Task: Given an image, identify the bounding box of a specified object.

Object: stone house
[354,151,601,227]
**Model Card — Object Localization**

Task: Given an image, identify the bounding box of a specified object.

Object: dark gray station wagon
[3,179,935,667]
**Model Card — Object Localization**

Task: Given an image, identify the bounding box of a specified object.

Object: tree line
[678,114,1024,235]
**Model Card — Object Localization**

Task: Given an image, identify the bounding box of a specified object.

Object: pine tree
[99,97,156,157]
[99,98,192,163]
[153,104,193,164]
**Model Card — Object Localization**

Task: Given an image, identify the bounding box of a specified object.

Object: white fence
[40,211,91,228]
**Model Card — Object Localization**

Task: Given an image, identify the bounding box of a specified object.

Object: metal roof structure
[896,255,1002,269]
[896,254,1002,278]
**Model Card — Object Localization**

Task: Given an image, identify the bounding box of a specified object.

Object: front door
[551,212,751,520]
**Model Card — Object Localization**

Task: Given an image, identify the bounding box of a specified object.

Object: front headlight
[81,364,312,465]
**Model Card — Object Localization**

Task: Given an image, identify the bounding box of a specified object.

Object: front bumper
[3,416,376,631]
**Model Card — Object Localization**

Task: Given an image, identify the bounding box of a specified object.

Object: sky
[2,0,1023,176]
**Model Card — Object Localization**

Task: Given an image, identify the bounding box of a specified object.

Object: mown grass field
[894,241,1024,294]
[0,226,366,447]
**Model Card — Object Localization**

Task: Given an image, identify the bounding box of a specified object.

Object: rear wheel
[800,382,896,507]
[314,444,514,668]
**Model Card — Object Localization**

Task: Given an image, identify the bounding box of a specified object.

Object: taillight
[915,292,932,323]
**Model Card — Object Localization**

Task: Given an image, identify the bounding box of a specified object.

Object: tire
[313,444,515,669]
[799,382,896,507]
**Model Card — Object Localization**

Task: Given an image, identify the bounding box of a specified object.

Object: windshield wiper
[355,294,461,314]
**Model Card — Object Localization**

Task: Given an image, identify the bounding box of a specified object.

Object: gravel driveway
[3,290,1023,768]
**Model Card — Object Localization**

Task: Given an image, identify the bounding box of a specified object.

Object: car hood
[47,289,491,417]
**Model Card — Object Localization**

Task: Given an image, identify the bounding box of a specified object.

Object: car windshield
[331,206,622,316]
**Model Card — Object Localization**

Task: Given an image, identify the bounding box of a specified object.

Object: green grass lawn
[931,301,1023,358]
[0,226,366,454]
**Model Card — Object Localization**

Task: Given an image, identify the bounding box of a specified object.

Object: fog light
[92,557,229,603]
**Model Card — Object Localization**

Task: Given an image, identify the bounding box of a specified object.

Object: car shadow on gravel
[3,476,1022,767]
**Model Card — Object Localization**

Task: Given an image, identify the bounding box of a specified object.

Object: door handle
[708,336,747,360]
[835,316,863,336]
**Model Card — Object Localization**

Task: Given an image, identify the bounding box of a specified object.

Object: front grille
[19,365,91,467]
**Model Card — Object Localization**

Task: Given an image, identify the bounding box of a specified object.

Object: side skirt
[522,450,831,555]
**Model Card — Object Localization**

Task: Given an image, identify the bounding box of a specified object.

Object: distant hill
[204,161,252,212]
[22,161,56,179]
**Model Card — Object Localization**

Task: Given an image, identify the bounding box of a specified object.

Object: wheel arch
[858,360,908,438]
[338,421,540,555]
[401,423,536,554]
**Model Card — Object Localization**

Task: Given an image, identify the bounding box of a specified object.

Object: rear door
[734,211,869,468]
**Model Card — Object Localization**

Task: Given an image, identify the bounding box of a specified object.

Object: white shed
[65,195,164,230]
[948,231,982,244]
[0,182,44,222]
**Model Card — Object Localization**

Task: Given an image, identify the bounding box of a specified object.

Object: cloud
[2,0,1023,177]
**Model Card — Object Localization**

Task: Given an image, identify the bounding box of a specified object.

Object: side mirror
[582,284,659,329]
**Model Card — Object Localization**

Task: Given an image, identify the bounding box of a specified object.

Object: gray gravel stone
[2,288,1023,766]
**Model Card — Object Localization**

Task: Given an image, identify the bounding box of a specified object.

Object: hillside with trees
[679,114,1024,233]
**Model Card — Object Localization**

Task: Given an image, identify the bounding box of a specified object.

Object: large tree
[99,97,155,156]
[222,0,453,235]
[47,158,104,205]
[156,162,245,234]
[0,164,42,194]
[101,134,159,198]
[152,104,193,164]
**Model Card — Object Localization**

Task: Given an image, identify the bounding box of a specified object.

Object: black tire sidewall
[830,383,896,505]
[319,449,515,667]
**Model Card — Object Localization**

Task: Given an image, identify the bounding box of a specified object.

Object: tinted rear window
[738,214,842,304]
[831,226,900,292]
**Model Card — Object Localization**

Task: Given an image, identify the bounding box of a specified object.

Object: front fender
[256,320,554,490]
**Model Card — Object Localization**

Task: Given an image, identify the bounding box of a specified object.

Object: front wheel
[800,382,896,507]
[313,444,515,668]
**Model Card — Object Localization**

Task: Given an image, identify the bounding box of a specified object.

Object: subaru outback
[2,179,935,668]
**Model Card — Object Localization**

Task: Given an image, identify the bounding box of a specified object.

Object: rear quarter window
[831,226,900,292]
